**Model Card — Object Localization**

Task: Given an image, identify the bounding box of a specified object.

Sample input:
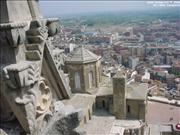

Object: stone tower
[65,45,101,93]
[113,71,126,119]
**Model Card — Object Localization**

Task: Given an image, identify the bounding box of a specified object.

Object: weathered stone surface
[113,71,127,119]
[42,102,85,135]
[46,18,60,37]
[0,86,15,122]
[0,1,82,135]
[2,62,40,133]
[0,1,72,134]
[26,44,42,54]
[65,46,102,93]
[53,101,65,112]
[25,50,41,60]
[0,1,32,23]
[0,22,27,47]
[43,43,72,99]
[73,127,86,135]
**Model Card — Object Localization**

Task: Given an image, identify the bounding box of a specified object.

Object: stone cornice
[0,21,28,30]
[46,18,59,23]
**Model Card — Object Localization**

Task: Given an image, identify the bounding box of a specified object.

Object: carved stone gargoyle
[2,62,38,133]
[2,61,54,134]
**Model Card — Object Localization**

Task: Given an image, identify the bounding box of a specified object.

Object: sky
[39,1,156,17]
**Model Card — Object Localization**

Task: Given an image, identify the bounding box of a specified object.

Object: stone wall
[66,61,101,93]
[96,95,113,113]
[126,99,146,121]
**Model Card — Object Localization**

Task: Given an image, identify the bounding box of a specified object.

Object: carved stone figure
[0,1,82,135]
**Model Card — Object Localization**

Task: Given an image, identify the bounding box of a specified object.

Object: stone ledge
[148,96,180,106]
[0,22,28,30]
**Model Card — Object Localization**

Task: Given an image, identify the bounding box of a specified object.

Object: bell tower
[113,71,126,119]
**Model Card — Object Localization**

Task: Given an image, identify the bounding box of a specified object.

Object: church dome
[66,46,101,64]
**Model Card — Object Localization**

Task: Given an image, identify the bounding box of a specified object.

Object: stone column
[113,71,126,119]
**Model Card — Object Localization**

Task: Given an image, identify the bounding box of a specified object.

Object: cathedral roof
[66,46,101,64]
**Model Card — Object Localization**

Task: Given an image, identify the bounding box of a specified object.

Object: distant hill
[60,8,180,28]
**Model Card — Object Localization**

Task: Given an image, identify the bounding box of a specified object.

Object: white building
[128,56,139,69]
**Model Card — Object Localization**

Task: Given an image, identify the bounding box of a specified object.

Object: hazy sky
[39,1,155,16]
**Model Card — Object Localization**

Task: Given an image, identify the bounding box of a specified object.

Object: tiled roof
[66,46,101,64]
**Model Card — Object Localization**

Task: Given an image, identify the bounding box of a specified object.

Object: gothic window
[88,71,93,88]
[75,72,81,89]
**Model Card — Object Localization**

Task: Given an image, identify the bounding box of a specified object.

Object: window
[88,71,93,88]
[102,100,105,108]
[127,105,131,113]
[75,72,81,89]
